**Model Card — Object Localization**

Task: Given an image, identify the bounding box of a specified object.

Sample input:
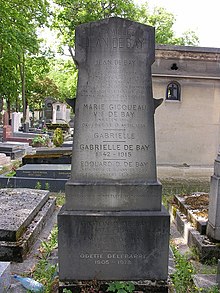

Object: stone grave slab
[4,141,33,153]
[22,153,71,165]
[34,146,72,155]
[0,262,10,292]
[0,189,56,262]
[0,188,49,241]
[16,164,71,179]
[22,147,72,165]
[0,198,56,262]
[0,143,20,152]
[0,143,25,159]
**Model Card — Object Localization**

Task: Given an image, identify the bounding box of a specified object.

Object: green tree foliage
[48,59,78,101]
[53,0,139,55]
[140,5,199,45]
[0,0,199,118]
[52,0,199,60]
[29,77,59,111]
[50,0,199,113]
[25,53,58,111]
[0,0,50,116]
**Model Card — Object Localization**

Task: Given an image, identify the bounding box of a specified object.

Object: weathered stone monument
[44,97,55,123]
[58,17,170,283]
[2,112,12,142]
[12,112,22,133]
[207,152,220,240]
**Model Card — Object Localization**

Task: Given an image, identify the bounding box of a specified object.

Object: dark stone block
[58,206,170,281]
[5,149,25,159]
[0,143,21,152]
[22,154,71,165]
[16,164,71,179]
[35,146,72,155]
[0,176,67,192]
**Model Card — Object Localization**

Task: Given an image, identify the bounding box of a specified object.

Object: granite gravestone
[58,17,170,281]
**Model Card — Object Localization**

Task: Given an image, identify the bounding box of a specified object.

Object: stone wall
[153,45,220,167]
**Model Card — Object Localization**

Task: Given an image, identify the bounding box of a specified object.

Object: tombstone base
[58,206,170,281]
[65,180,162,211]
[58,280,169,293]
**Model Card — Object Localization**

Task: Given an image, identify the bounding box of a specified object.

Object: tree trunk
[18,51,26,122]
[68,46,78,68]
[6,98,11,124]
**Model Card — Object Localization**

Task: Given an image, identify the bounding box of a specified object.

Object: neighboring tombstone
[12,112,22,133]
[44,97,55,123]
[53,102,68,123]
[2,112,12,141]
[66,108,71,123]
[0,98,3,126]
[52,107,57,124]
[23,105,30,133]
[25,105,30,124]
[207,152,220,240]
[58,17,169,282]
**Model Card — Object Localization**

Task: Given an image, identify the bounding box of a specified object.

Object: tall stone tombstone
[12,112,22,133]
[2,112,12,141]
[58,17,170,282]
[44,97,55,123]
[207,151,220,240]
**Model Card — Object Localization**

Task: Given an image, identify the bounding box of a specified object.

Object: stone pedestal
[58,207,169,281]
[65,180,162,211]
[207,153,220,240]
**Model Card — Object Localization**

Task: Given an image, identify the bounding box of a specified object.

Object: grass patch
[171,244,196,292]
[29,225,59,293]
[52,192,65,207]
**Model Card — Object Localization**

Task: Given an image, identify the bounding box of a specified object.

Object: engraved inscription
[83,26,147,51]
[95,59,136,66]
[72,18,157,181]
[78,250,159,266]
